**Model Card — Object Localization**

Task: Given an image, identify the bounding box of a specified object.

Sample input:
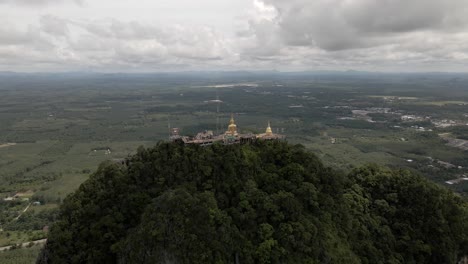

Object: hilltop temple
[170,114,284,146]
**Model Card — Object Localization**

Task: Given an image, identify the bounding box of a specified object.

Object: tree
[37,141,468,264]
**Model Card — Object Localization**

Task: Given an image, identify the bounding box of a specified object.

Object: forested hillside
[37,141,468,264]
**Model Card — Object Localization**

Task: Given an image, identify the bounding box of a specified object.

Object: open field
[0,243,43,264]
[0,231,46,248]
[0,72,467,251]
[0,143,16,149]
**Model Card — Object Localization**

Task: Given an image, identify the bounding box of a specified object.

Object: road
[13,202,31,221]
[0,239,47,252]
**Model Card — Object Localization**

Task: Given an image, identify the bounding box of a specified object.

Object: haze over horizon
[2,0,468,73]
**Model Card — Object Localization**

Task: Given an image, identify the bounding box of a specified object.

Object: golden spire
[229,113,235,125]
[265,121,273,135]
[226,113,237,135]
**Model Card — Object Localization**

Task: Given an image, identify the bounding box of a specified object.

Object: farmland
[0,72,467,256]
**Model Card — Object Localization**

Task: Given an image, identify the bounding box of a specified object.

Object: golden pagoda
[257,121,284,140]
[226,114,238,136]
[171,115,284,145]
[265,121,273,136]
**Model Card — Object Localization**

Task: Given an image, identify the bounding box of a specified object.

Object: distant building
[169,127,181,141]
[195,130,215,140]
[172,115,284,146]
[256,121,285,140]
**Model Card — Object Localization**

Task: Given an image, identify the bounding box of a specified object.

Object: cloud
[232,0,468,71]
[251,0,468,52]
[0,16,234,71]
[74,20,230,62]
[249,0,468,51]
[1,0,468,72]
[40,15,69,36]
[0,24,36,45]
[0,0,82,6]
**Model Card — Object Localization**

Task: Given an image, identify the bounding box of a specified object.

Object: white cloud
[0,0,82,6]
[0,16,236,71]
[238,0,468,71]
[1,0,468,72]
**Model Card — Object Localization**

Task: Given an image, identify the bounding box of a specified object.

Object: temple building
[171,115,284,146]
[257,121,284,140]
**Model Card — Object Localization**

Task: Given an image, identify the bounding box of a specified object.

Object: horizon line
[1,70,468,75]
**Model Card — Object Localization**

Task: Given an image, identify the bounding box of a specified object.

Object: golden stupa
[265,121,273,136]
[171,114,284,145]
[226,114,238,135]
[256,121,284,140]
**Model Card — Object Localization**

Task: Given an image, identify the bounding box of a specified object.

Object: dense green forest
[37,141,467,263]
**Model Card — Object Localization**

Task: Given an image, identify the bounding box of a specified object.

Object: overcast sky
[1,0,468,72]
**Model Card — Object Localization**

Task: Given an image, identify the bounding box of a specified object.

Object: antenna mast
[167,115,171,139]
[216,89,220,135]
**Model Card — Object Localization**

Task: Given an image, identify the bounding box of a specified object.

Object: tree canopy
[37,141,468,264]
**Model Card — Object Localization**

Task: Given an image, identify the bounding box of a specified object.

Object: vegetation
[0,230,45,248]
[0,72,467,259]
[38,141,468,263]
[1,244,43,264]
[3,208,58,231]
